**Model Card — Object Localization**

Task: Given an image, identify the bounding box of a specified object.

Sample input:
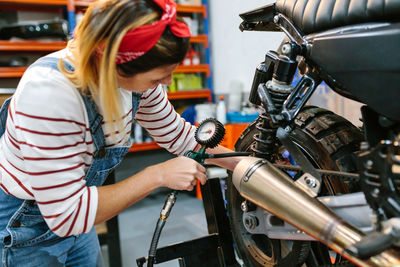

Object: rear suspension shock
[249,44,298,159]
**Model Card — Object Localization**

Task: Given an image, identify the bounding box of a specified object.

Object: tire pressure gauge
[195,118,225,149]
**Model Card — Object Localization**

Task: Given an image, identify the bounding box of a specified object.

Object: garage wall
[207,1,363,126]
[208,0,283,95]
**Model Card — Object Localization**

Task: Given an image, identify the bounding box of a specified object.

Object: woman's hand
[151,156,207,191]
[96,156,206,224]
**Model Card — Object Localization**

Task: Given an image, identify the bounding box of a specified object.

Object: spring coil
[252,113,277,159]
[269,90,290,110]
[252,89,290,159]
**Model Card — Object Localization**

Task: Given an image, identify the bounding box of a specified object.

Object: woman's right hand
[150,156,207,191]
[96,156,206,225]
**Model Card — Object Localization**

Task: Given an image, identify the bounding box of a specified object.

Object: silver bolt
[273,15,280,24]
[305,177,317,188]
[241,201,248,212]
[371,188,380,198]
[365,160,373,169]
[244,214,258,230]
[281,44,292,55]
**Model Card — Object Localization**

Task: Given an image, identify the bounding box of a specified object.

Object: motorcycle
[226,1,400,266]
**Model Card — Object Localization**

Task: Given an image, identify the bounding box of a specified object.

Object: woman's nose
[161,75,173,85]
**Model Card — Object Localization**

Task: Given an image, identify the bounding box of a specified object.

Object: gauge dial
[197,121,217,142]
[195,118,225,148]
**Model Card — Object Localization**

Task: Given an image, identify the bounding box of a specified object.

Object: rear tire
[226,106,364,266]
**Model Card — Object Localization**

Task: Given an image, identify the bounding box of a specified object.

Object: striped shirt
[0,50,198,237]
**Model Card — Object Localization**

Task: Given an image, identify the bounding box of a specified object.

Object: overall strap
[30,57,107,157]
[0,98,12,138]
[81,96,106,158]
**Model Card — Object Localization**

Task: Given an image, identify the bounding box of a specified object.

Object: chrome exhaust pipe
[232,157,400,267]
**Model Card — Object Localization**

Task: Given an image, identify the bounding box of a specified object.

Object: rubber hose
[209,152,251,158]
[147,219,166,267]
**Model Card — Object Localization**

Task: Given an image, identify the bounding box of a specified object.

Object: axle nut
[244,214,259,230]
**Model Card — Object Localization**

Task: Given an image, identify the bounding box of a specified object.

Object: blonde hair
[60,0,160,136]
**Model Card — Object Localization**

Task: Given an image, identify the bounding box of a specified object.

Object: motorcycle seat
[275,0,400,35]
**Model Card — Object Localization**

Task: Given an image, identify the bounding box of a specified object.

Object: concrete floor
[100,190,209,267]
[116,191,208,267]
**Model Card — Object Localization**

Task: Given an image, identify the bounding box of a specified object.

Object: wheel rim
[228,136,353,266]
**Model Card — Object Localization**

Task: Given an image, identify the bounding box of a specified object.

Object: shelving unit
[175,64,210,77]
[74,0,207,15]
[0,1,214,266]
[129,141,160,152]
[0,64,210,78]
[0,0,67,4]
[73,0,91,7]
[130,88,211,153]
[0,5,215,156]
[0,36,206,49]
[0,0,213,110]
[0,2,119,266]
[190,34,208,47]
[0,40,67,51]
[168,88,211,101]
[129,1,213,153]
[0,67,27,78]
[0,1,212,83]
[177,4,207,18]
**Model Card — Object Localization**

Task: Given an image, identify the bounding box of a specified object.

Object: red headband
[115,0,191,64]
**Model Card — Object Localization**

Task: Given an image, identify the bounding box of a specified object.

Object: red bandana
[115,0,191,64]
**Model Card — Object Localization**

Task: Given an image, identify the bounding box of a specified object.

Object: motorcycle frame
[261,10,400,224]
[233,7,400,267]
[135,6,400,267]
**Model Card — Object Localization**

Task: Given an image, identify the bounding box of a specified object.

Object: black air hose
[147,191,177,267]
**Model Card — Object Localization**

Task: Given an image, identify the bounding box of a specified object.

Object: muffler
[232,157,400,267]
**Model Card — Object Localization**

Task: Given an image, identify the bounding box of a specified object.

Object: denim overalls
[0,57,141,266]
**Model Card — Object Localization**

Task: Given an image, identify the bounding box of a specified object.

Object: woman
[0,0,239,265]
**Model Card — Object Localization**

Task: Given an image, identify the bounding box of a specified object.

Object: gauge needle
[201,129,212,134]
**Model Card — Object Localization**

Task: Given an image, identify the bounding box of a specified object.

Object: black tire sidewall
[226,108,363,267]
